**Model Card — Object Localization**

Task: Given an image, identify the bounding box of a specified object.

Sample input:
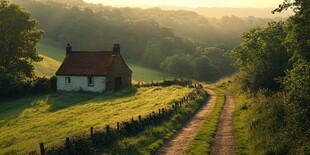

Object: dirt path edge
[210,89,235,155]
[156,88,217,155]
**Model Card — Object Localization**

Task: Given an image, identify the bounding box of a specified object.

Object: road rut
[210,90,235,155]
[157,88,217,155]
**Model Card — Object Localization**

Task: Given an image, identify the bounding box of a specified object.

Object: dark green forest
[9,0,281,82]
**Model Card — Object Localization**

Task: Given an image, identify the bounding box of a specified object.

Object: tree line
[229,0,309,153]
[9,0,278,82]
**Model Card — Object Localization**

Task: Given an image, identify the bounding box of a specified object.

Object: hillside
[0,85,194,154]
[11,0,263,82]
[33,38,168,81]
[159,6,293,18]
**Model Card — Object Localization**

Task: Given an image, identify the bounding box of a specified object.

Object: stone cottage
[55,44,132,92]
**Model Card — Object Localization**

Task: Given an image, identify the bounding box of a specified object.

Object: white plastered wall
[56,75,106,92]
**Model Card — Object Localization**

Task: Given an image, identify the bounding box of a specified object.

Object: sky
[83,0,285,8]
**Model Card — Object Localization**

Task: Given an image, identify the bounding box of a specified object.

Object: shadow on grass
[47,86,138,112]
[0,95,45,121]
[0,86,138,123]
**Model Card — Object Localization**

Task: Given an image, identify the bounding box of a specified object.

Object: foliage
[273,0,310,61]
[229,21,290,92]
[279,58,310,154]
[281,57,310,106]
[226,1,310,154]
[8,0,276,82]
[160,54,194,78]
[160,47,235,82]
[0,0,45,97]
[0,74,55,97]
[0,0,43,79]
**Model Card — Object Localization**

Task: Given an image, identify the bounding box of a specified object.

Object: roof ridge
[71,50,112,53]
[56,50,114,76]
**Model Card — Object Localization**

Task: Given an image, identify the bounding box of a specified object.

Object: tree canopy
[0,0,43,79]
[10,0,253,82]
[229,0,310,154]
[229,21,290,92]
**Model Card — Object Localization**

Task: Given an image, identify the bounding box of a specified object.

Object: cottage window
[88,76,94,86]
[65,77,71,84]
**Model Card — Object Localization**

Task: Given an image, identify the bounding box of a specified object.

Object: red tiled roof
[55,51,114,76]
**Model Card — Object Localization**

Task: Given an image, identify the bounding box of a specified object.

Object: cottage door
[114,77,122,91]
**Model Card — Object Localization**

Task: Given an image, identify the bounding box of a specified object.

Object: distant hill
[32,0,293,18]
[158,6,294,18]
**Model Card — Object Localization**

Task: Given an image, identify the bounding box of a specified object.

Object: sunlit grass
[230,89,250,155]
[95,90,208,154]
[0,86,193,154]
[33,54,61,77]
[36,38,65,62]
[127,63,169,82]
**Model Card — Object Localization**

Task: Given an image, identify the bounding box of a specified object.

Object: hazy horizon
[83,0,285,8]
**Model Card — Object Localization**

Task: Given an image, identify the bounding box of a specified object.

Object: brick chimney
[113,44,120,56]
[66,43,72,56]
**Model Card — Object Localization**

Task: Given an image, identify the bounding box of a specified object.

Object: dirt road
[157,88,217,155]
[210,90,235,155]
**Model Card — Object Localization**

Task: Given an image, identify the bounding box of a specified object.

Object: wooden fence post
[65,137,70,152]
[117,122,120,130]
[90,127,93,139]
[106,125,110,133]
[152,111,155,121]
[39,143,44,155]
[138,115,142,122]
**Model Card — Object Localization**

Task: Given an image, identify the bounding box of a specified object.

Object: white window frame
[88,76,94,87]
[65,77,71,85]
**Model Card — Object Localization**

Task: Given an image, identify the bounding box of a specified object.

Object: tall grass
[184,87,225,154]
[0,86,193,154]
[215,76,310,155]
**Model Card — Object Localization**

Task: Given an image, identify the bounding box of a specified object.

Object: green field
[33,38,169,81]
[0,86,194,154]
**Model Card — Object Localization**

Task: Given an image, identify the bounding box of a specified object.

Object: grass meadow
[0,86,194,154]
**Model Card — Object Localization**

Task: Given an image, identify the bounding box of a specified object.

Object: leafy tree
[0,0,43,79]
[160,54,194,78]
[234,1,310,154]
[229,21,290,92]
[281,58,310,155]
[273,0,310,61]
[10,0,248,82]
[203,47,235,75]
[192,56,219,82]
